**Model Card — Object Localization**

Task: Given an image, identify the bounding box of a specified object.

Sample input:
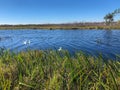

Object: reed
[0,50,120,90]
[0,23,120,30]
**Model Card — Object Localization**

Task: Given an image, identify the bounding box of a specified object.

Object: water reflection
[103,30,112,46]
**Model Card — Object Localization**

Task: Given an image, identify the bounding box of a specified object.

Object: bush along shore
[0,50,120,90]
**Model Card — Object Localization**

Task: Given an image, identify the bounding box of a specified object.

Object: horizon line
[0,21,107,25]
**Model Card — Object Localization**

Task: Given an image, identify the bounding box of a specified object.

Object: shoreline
[0,23,120,30]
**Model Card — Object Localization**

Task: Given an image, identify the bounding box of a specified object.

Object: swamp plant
[0,50,120,90]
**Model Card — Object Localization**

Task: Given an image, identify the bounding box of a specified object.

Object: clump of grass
[0,50,120,90]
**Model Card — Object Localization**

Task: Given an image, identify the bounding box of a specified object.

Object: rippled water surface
[0,29,120,58]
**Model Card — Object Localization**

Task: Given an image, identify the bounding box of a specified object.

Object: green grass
[0,50,120,90]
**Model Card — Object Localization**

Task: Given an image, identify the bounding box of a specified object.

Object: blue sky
[0,0,120,24]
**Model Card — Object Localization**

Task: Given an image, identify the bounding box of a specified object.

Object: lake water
[0,29,120,59]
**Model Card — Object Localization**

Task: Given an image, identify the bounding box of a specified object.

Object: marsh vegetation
[0,22,120,30]
[0,50,120,90]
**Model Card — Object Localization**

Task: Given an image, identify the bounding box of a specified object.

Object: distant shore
[0,22,120,30]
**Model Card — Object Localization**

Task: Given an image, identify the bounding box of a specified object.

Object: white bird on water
[58,47,62,51]
[23,40,31,45]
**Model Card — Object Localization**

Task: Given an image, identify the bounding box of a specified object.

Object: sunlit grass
[0,24,120,30]
[0,50,120,90]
